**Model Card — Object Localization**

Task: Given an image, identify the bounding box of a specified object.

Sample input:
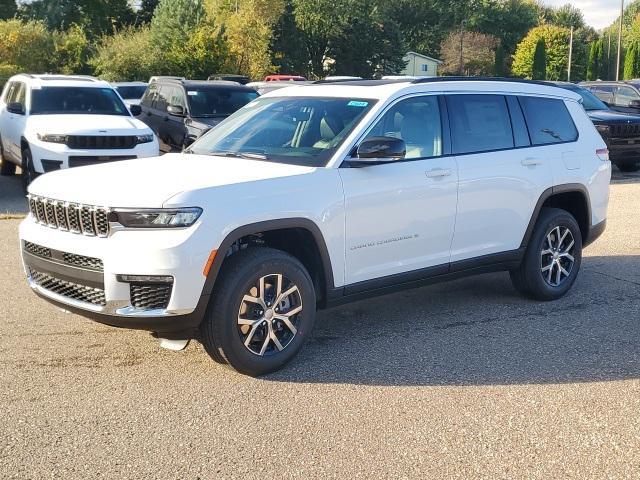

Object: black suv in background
[139,79,258,152]
[555,82,640,171]
[580,81,640,114]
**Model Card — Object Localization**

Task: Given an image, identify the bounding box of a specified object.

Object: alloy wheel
[237,273,303,356]
[540,225,575,287]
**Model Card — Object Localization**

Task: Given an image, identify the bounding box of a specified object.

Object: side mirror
[351,136,406,165]
[167,105,185,117]
[129,104,142,116]
[629,99,640,109]
[7,102,24,115]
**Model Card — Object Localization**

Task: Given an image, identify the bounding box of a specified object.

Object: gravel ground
[1,176,639,479]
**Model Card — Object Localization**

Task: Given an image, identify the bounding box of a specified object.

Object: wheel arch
[202,218,336,306]
[521,184,591,248]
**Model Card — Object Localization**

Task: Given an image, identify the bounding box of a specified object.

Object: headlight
[113,207,202,228]
[596,125,610,137]
[136,134,154,144]
[37,134,67,143]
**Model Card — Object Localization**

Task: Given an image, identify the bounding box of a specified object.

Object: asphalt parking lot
[1,168,639,478]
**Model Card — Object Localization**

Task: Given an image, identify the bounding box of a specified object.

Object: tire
[510,207,582,301]
[21,147,36,193]
[200,247,316,376]
[616,159,640,172]
[0,136,16,176]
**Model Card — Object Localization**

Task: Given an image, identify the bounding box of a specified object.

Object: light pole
[459,20,466,76]
[617,0,624,81]
[568,26,574,82]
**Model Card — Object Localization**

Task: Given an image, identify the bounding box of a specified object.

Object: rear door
[447,94,553,264]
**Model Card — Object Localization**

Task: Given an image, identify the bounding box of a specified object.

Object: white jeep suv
[0,74,158,189]
[18,78,611,376]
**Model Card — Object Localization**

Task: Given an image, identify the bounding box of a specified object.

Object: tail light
[596,148,609,162]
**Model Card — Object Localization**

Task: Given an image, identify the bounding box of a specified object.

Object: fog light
[116,274,173,283]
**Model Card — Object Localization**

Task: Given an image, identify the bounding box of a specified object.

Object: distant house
[401,52,443,77]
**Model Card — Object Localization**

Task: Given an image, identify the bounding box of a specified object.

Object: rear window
[447,95,514,154]
[519,97,578,145]
[115,85,147,100]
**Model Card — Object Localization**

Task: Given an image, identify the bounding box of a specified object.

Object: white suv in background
[19,78,611,376]
[0,74,158,189]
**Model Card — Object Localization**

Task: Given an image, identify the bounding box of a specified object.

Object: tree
[53,24,92,74]
[550,4,585,30]
[440,31,499,76]
[532,38,546,79]
[150,0,205,50]
[91,26,159,80]
[586,40,600,80]
[512,25,571,80]
[0,19,56,74]
[137,0,160,24]
[0,0,17,20]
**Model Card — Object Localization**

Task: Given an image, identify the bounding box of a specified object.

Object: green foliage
[549,4,585,30]
[53,24,92,74]
[0,0,17,20]
[91,26,159,81]
[532,38,546,79]
[137,0,160,24]
[513,25,570,80]
[0,19,56,73]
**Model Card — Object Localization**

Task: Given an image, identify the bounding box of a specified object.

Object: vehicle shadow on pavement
[266,255,640,386]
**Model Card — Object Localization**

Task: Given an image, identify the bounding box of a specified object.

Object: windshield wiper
[207,150,269,160]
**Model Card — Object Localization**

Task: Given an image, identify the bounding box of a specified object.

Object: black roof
[160,78,255,90]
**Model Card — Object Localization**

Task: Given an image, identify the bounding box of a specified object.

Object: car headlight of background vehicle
[136,133,155,144]
[37,133,67,144]
[596,125,610,137]
[112,207,202,228]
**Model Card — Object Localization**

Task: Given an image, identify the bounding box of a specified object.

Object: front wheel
[21,147,37,193]
[200,248,316,376]
[510,207,583,301]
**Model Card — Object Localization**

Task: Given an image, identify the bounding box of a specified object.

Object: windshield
[116,85,147,100]
[31,87,129,115]
[564,86,609,111]
[189,96,376,166]
[186,88,258,117]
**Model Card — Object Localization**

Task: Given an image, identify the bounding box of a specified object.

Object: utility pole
[568,26,574,82]
[459,20,465,76]
[617,0,624,81]
[608,30,612,80]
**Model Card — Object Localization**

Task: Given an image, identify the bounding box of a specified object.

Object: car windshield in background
[31,87,129,115]
[187,88,259,118]
[565,86,609,111]
[116,85,147,99]
[189,96,376,167]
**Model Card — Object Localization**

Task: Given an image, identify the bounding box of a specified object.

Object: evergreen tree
[0,0,17,20]
[587,40,599,80]
[532,37,546,80]
[138,0,160,24]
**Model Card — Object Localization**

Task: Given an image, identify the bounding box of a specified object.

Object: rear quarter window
[519,96,578,145]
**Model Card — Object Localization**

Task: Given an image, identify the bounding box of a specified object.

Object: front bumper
[28,137,159,173]
[19,215,211,337]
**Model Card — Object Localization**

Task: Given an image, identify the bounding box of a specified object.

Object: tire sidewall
[208,250,316,375]
[526,210,583,299]
[21,148,34,191]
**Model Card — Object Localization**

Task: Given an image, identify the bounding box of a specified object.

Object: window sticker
[347,100,368,107]
[187,91,198,96]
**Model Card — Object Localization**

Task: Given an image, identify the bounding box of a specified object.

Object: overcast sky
[541,0,622,30]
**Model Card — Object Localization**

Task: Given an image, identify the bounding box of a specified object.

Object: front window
[190,96,376,166]
[186,88,259,118]
[31,87,129,115]
[115,85,147,100]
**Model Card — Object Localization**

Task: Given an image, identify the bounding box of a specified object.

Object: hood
[189,116,225,129]
[587,109,640,124]
[27,153,315,208]
[26,114,150,135]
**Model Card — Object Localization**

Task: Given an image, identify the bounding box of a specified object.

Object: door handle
[521,157,542,166]
[426,168,452,178]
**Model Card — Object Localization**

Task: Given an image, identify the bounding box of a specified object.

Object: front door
[340,95,459,288]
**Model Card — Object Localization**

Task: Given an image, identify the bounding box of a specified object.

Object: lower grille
[130,283,173,310]
[23,241,103,271]
[24,241,51,258]
[30,268,106,306]
[62,252,104,271]
[68,156,136,168]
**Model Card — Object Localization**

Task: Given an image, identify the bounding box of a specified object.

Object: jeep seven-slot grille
[29,268,106,306]
[28,195,110,237]
[610,123,640,138]
[130,283,173,310]
[66,135,138,150]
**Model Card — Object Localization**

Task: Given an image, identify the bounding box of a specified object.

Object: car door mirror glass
[129,104,142,116]
[6,102,24,115]
[167,104,185,116]
[354,136,406,164]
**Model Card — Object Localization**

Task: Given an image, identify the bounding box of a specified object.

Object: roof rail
[411,76,554,87]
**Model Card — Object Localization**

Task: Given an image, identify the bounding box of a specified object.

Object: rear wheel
[200,248,316,376]
[510,207,582,301]
[616,159,640,172]
[0,136,16,176]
